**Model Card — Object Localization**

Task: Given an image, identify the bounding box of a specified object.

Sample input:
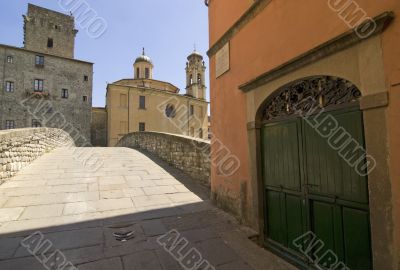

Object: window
[61,89,68,99]
[165,104,176,118]
[190,74,193,85]
[139,96,146,109]
[136,68,140,78]
[5,120,15,130]
[34,79,44,92]
[145,68,150,79]
[190,105,194,116]
[6,56,13,63]
[84,75,89,81]
[198,128,203,139]
[35,55,44,66]
[47,38,53,48]
[120,94,127,107]
[197,73,202,84]
[139,122,145,132]
[5,81,14,92]
[83,96,88,102]
[32,119,41,127]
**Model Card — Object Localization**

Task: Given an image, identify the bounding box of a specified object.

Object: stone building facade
[103,49,209,147]
[207,1,400,270]
[91,107,107,147]
[0,4,93,146]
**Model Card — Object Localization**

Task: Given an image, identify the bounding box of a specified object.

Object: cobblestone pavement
[0,147,297,270]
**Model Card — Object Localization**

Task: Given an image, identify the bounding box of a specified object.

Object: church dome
[135,48,153,64]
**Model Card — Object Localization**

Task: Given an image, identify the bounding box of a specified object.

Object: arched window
[197,73,202,84]
[136,68,140,78]
[145,68,150,79]
[190,74,193,85]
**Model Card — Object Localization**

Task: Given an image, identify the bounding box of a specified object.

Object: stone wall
[117,132,211,186]
[0,128,74,182]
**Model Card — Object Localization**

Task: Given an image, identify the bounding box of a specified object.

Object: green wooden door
[262,109,372,269]
[262,119,307,252]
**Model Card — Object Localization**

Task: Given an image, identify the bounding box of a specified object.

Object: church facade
[102,49,209,147]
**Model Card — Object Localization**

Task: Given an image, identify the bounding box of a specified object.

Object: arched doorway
[259,76,372,269]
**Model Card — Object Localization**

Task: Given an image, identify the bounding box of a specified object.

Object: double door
[261,108,372,269]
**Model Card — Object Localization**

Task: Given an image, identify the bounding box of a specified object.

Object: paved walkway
[0,147,296,270]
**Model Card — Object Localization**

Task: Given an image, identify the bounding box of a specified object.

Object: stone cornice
[360,92,389,110]
[108,83,209,104]
[0,43,93,65]
[239,12,395,92]
[207,0,271,58]
[247,121,262,130]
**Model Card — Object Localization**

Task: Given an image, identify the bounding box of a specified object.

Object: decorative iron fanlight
[261,76,362,121]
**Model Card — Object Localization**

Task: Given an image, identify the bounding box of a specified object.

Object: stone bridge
[0,129,294,270]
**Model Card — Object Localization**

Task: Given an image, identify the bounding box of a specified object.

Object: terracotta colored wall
[383,2,400,264]
[209,0,400,261]
[208,0,252,43]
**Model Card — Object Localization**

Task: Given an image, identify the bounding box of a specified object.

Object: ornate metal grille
[261,76,362,121]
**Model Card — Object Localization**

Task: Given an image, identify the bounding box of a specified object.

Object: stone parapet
[117,132,210,186]
[0,128,74,182]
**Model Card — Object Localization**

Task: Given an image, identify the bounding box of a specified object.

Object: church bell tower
[186,50,206,100]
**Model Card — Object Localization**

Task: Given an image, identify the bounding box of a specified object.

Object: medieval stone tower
[0,3,93,146]
[23,4,77,58]
[186,50,206,100]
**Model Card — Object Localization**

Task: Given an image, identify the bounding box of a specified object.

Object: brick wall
[0,128,74,182]
[117,132,211,186]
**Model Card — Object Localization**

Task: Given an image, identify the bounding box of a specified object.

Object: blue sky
[0,0,210,107]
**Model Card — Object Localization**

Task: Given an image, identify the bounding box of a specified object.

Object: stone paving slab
[0,207,24,222]
[78,257,124,270]
[0,147,298,270]
[4,192,99,207]
[19,204,64,220]
[63,198,135,215]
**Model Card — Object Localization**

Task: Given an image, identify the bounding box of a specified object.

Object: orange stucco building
[207,0,400,269]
